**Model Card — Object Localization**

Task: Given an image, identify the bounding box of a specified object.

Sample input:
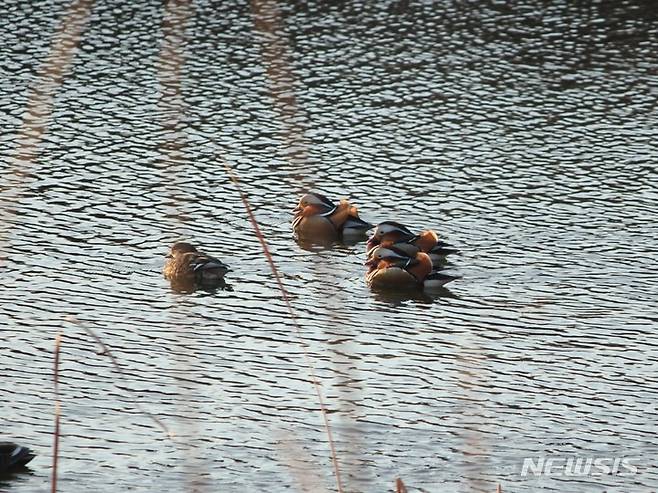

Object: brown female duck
[164,242,230,285]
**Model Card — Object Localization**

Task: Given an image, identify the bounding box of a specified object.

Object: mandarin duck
[366,221,458,265]
[164,242,230,286]
[365,246,460,290]
[365,246,433,289]
[0,442,35,472]
[292,192,372,239]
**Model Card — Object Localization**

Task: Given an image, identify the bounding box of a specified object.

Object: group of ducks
[5,195,458,474]
[292,192,459,290]
[164,192,459,291]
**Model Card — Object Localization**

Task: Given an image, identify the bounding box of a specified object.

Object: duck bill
[364,257,379,274]
[366,238,379,252]
[292,206,302,213]
[364,257,378,267]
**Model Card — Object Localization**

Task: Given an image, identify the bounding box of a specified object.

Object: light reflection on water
[1,0,658,492]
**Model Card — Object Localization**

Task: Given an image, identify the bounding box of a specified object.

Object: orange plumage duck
[365,246,435,289]
[366,221,458,265]
[292,192,372,239]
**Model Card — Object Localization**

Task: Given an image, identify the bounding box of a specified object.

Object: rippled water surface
[2,0,658,491]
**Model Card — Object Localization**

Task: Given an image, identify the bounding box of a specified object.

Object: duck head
[367,221,416,253]
[292,192,335,214]
[167,242,198,259]
[364,245,411,271]
[370,221,414,240]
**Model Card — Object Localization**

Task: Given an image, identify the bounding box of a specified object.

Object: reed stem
[51,332,62,493]
[66,316,175,439]
[224,162,344,493]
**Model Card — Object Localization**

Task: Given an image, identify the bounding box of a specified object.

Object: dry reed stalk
[496,484,502,492]
[65,316,175,439]
[395,477,408,493]
[223,163,344,493]
[51,332,62,493]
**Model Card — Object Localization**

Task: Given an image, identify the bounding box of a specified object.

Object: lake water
[1,0,657,492]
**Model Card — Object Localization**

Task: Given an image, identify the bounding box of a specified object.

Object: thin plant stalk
[223,162,344,493]
[51,332,62,493]
[65,316,175,439]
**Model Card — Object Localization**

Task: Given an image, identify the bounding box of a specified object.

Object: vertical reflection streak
[158,0,191,226]
[157,1,207,492]
[456,343,493,493]
[250,0,310,174]
[1,0,93,262]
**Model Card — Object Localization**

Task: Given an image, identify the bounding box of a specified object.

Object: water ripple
[2,0,658,492]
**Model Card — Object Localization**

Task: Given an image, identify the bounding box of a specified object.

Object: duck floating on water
[164,242,230,288]
[292,192,372,240]
[365,246,432,289]
[365,245,460,290]
[0,442,35,472]
[366,221,459,266]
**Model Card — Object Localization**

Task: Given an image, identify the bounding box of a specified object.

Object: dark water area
[1,0,657,491]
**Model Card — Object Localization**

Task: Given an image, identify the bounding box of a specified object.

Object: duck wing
[187,253,230,273]
[343,215,373,231]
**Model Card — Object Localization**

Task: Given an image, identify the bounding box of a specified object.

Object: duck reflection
[294,233,372,252]
[370,283,459,305]
[168,276,233,294]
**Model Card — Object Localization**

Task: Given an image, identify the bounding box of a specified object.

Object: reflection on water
[369,285,455,306]
[167,277,233,294]
[2,0,658,492]
[295,233,370,252]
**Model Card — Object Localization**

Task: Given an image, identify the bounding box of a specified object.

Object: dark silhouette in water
[0,443,35,472]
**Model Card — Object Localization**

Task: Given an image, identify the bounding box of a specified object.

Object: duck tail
[424,269,461,289]
[431,240,460,256]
